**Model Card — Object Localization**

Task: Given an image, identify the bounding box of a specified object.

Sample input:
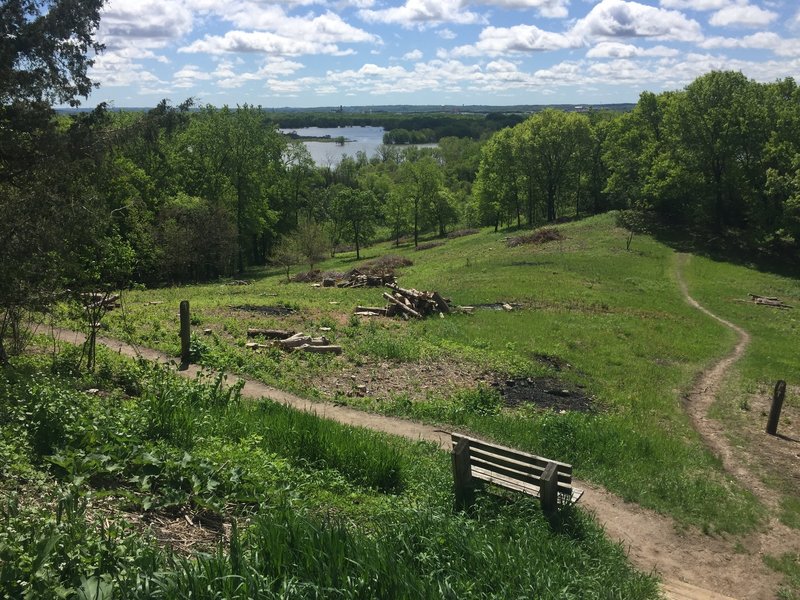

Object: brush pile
[337,269,396,288]
[354,283,451,319]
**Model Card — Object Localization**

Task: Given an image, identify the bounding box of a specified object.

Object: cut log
[298,344,342,355]
[383,292,423,319]
[354,311,382,316]
[247,328,295,339]
[432,291,451,314]
[355,306,388,315]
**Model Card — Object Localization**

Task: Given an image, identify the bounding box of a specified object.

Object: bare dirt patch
[313,358,487,401]
[231,304,296,316]
[494,376,595,412]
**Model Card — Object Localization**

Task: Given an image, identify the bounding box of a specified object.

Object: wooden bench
[450,433,583,513]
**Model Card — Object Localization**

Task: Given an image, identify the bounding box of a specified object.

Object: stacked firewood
[246,329,342,354]
[354,283,451,319]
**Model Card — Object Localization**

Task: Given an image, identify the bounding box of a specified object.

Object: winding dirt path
[51,264,793,600]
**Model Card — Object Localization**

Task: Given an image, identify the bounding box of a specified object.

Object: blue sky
[86,0,800,108]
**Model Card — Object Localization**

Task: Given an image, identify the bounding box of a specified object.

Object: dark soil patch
[532,353,570,371]
[507,228,564,248]
[495,376,594,412]
[232,304,296,316]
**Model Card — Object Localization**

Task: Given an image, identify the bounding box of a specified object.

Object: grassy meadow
[8,211,800,597]
[59,211,800,535]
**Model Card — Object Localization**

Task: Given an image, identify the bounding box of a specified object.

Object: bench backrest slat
[451,433,573,476]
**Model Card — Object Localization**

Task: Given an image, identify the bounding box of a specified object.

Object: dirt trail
[51,271,792,600]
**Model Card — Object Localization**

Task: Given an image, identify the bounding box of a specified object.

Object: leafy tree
[331,187,379,259]
[0,0,106,363]
[398,156,444,246]
[516,109,593,223]
[293,218,330,271]
[270,235,302,282]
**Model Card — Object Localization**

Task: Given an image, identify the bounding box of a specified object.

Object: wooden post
[179,300,191,366]
[540,462,559,515]
[766,380,786,436]
[452,438,474,511]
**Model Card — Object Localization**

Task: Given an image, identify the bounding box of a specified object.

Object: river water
[281,126,434,166]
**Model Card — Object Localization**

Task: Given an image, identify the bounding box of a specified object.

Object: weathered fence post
[540,462,559,515]
[766,380,786,436]
[452,438,474,511]
[179,300,191,366]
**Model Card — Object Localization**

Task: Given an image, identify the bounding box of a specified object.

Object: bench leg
[540,462,559,515]
[452,438,475,511]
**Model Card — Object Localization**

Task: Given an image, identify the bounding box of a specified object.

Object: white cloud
[573,0,703,42]
[700,32,800,56]
[709,2,778,27]
[437,28,457,39]
[359,0,485,27]
[99,0,193,49]
[659,0,729,10]
[403,49,424,60]
[586,41,680,57]
[448,24,578,57]
[466,0,570,18]
[179,30,354,56]
[90,53,164,88]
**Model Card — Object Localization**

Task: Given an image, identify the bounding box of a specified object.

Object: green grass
[0,349,659,599]
[683,254,800,530]
[57,213,783,533]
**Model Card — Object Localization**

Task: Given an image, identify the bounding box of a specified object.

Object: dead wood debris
[246,330,342,354]
[744,293,793,309]
[354,282,452,320]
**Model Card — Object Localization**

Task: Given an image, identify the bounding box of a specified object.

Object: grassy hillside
[0,348,658,598]
[60,213,799,534]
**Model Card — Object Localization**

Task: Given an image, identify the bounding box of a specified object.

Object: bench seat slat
[472,466,583,504]
[451,433,572,475]
[467,446,572,485]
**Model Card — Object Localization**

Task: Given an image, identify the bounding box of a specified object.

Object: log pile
[748,294,792,309]
[354,283,451,319]
[246,330,342,354]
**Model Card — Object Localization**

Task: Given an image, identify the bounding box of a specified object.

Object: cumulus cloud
[403,49,424,60]
[465,0,570,18]
[437,28,457,39]
[709,2,778,27]
[659,0,729,10]
[99,0,193,49]
[359,0,484,27]
[700,32,800,55]
[448,24,578,57]
[586,41,680,57]
[180,30,352,56]
[572,0,703,42]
